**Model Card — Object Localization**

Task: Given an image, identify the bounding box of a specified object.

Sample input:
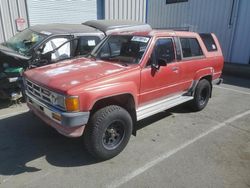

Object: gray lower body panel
[136,94,193,121]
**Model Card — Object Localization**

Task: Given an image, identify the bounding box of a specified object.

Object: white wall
[26,0,97,25]
[105,0,146,22]
[0,0,28,42]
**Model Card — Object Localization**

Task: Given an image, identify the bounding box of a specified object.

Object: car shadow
[136,111,172,131]
[0,104,192,176]
[0,99,12,109]
[0,99,25,110]
[136,102,192,131]
[222,75,250,89]
[0,112,97,176]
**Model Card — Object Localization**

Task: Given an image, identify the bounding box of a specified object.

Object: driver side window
[155,38,175,63]
[42,37,70,61]
[148,38,175,66]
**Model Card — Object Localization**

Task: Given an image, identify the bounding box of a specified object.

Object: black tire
[84,105,133,160]
[191,79,211,111]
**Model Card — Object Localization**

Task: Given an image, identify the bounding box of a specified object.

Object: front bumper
[26,92,90,137]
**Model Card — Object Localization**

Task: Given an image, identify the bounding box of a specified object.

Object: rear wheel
[84,105,133,160]
[191,79,211,111]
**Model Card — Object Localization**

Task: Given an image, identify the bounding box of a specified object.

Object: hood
[24,57,138,93]
[0,44,31,69]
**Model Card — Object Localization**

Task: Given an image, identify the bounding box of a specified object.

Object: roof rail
[153,27,190,31]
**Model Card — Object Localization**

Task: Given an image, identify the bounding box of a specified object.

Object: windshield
[4,29,45,55]
[90,35,150,64]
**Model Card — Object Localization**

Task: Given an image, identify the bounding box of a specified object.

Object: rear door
[177,37,206,92]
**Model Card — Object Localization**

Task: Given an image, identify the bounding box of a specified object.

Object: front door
[139,37,182,106]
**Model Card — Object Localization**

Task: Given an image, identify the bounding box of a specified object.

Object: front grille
[25,79,66,111]
[26,79,53,105]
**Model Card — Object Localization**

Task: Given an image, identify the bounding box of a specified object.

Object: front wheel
[190,79,211,111]
[84,105,133,160]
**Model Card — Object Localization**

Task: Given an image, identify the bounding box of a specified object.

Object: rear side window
[180,38,203,58]
[200,33,217,52]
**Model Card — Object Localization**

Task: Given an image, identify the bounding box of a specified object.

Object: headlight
[65,96,80,112]
[51,93,79,112]
[55,95,65,108]
[50,93,64,107]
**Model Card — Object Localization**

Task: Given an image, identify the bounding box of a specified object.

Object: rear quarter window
[180,38,203,58]
[199,33,218,52]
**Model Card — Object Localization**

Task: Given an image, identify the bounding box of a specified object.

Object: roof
[113,30,198,37]
[30,23,102,35]
[83,19,152,34]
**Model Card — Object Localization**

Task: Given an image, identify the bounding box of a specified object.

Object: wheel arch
[190,73,213,97]
[90,93,137,129]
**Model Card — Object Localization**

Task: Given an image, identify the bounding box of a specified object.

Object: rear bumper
[26,92,90,137]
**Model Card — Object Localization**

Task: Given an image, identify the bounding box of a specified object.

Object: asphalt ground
[0,75,249,188]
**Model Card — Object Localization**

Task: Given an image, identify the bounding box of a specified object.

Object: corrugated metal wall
[147,0,237,62]
[26,0,97,26]
[230,0,250,64]
[1,0,249,64]
[0,0,28,43]
[104,0,147,22]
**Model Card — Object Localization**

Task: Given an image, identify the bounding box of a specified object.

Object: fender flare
[189,67,214,94]
[79,82,138,111]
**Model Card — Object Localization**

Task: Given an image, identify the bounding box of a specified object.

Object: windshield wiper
[87,53,97,60]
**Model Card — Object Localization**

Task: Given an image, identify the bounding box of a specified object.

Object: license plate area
[28,96,61,123]
[29,97,49,115]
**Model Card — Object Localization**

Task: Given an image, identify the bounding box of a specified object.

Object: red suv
[24,30,224,160]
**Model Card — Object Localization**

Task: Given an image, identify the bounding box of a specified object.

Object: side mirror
[150,49,159,70]
[151,63,158,70]
[158,58,167,67]
[40,51,52,61]
[151,58,167,70]
[151,46,173,70]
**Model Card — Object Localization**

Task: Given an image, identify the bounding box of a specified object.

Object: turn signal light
[65,97,80,112]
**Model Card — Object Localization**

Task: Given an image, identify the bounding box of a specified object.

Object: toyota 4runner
[24,30,224,160]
